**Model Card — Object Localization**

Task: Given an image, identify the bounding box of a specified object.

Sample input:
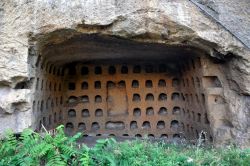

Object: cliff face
[0,0,249,147]
[191,0,250,48]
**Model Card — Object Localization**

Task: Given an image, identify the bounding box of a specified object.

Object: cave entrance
[32,34,224,142]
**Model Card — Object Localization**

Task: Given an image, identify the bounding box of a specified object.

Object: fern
[46,154,66,166]
[0,125,249,166]
[90,138,117,165]
[0,130,18,165]
[79,147,91,166]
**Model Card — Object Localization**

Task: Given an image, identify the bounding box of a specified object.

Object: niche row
[67,106,182,117]
[35,78,63,92]
[65,64,171,76]
[67,92,183,104]
[39,111,63,129]
[34,77,183,92]
[180,58,202,73]
[181,76,222,89]
[181,93,206,105]
[181,77,201,88]
[37,62,175,76]
[65,120,180,132]
[37,60,64,76]
[67,130,180,139]
[181,108,210,125]
[34,96,63,112]
[67,79,181,91]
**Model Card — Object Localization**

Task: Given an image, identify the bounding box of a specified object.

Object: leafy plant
[0,126,249,166]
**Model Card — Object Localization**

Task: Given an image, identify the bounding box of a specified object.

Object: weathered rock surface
[0,0,249,147]
[192,0,250,48]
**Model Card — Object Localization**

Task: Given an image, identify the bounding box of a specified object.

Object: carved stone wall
[0,0,249,147]
[30,34,231,144]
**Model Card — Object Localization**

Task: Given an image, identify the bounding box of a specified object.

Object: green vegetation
[0,125,249,166]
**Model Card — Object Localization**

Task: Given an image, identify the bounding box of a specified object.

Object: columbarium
[0,0,249,147]
[31,34,228,142]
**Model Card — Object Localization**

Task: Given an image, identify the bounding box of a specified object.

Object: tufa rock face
[0,0,249,147]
